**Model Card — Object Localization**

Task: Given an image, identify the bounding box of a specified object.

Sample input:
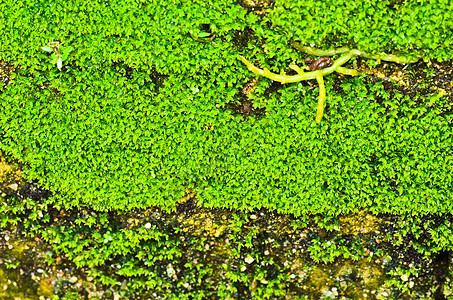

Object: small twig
[291,41,419,64]
[240,42,420,123]
[240,54,357,83]
[315,71,326,123]
[240,54,357,122]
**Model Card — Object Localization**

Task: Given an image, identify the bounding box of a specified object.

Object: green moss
[0,0,452,216]
[3,154,453,298]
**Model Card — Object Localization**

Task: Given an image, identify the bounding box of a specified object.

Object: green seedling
[41,41,73,71]
[241,41,420,123]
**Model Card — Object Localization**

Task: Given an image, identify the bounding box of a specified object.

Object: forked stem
[241,44,420,123]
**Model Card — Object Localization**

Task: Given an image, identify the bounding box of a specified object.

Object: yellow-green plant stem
[291,42,350,56]
[241,43,420,123]
[315,71,326,123]
[240,54,358,123]
[290,41,420,64]
[240,54,358,83]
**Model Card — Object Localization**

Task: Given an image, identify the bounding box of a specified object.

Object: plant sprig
[41,41,73,71]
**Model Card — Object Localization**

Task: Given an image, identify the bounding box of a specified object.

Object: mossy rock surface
[1,0,452,215]
[1,1,453,298]
[1,155,453,299]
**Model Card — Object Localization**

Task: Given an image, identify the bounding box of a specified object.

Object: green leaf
[41,46,53,52]
[57,57,62,70]
[198,32,211,38]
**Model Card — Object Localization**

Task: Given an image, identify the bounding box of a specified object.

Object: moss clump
[0,0,452,215]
